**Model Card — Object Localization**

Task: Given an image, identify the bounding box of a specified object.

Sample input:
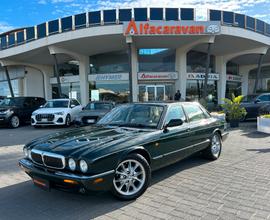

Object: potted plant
[221,95,247,128]
[257,114,270,134]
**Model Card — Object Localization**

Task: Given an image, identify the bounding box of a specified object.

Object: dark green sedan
[19,102,228,200]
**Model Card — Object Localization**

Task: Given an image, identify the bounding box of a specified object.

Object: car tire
[202,132,222,160]
[9,115,20,128]
[111,153,151,200]
[65,114,71,127]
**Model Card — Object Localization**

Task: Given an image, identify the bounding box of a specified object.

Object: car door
[182,103,213,153]
[153,104,192,167]
[21,98,34,122]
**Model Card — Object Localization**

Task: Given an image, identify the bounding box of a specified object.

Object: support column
[253,54,264,93]
[215,56,226,104]
[18,78,24,96]
[131,44,138,102]
[175,48,187,100]
[202,43,212,99]
[78,55,90,106]
[52,54,62,98]
[4,66,14,97]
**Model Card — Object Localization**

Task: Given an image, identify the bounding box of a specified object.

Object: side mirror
[255,99,260,104]
[70,104,76,108]
[163,119,183,132]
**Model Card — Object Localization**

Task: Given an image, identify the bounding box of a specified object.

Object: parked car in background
[0,97,46,128]
[241,93,270,120]
[75,101,115,126]
[31,99,82,127]
[20,102,228,200]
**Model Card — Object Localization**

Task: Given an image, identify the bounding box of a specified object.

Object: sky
[0,0,270,33]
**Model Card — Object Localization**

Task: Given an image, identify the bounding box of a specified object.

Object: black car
[0,97,46,128]
[19,102,228,200]
[241,93,270,120]
[75,101,115,126]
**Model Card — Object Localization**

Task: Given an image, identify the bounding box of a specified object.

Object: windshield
[85,103,113,110]
[98,104,164,129]
[43,100,69,108]
[0,98,24,107]
[242,95,257,102]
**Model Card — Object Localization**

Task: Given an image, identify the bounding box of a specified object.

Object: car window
[165,105,186,125]
[44,100,69,108]
[183,104,206,122]
[258,95,270,102]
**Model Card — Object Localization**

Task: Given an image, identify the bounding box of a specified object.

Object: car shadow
[240,130,270,139]
[0,155,208,220]
[246,148,270,153]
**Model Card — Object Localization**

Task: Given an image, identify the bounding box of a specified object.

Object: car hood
[33,108,68,114]
[26,126,153,158]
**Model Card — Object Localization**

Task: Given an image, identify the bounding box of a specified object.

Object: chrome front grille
[36,114,55,121]
[31,149,65,169]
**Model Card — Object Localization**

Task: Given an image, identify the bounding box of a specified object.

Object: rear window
[85,103,113,110]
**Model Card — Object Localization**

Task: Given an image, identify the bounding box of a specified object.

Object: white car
[31,99,82,127]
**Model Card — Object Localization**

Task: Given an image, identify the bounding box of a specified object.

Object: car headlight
[79,160,88,173]
[3,109,12,114]
[23,148,28,158]
[23,148,32,159]
[68,158,76,171]
[55,111,65,115]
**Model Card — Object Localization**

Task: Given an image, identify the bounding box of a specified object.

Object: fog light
[79,160,88,173]
[68,158,76,171]
[23,148,28,158]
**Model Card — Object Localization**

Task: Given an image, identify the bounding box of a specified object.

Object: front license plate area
[32,177,50,191]
[41,118,48,122]
[87,119,95,123]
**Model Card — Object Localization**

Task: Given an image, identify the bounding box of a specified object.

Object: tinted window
[165,105,186,124]
[134,8,147,21]
[44,100,69,108]
[235,13,245,28]
[0,98,24,107]
[119,9,132,22]
[209,10,221,21]
[17,31,25,44]
[184,104,206,122]
[75,13,86,28]
[37,23,46,38]
[223,11,233,24]
[180,8,194,20]
[8,33,15,46]
[258,95,270,102]
[150,8,163,20]
[165,8,178,21]
[49,19,59,34]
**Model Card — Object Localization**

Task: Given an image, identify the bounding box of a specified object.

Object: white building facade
[0,8,269,108]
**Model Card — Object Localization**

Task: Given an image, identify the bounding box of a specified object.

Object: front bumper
[31,114,66,126]
[18,159,115,192]
[0,115,9,125]
[221,131,229,141]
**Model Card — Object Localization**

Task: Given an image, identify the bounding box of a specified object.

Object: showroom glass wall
[248,66,270,93]
[0,79,19,97]
[89,50,130,103]
[226,61,242,98]
[137,48,176,102]
[186,50,217,106]
[52,61,81,101]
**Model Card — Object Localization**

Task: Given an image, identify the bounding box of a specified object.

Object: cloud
[37,0,47,4]
[46,0,270,23]
[0,22,16,34]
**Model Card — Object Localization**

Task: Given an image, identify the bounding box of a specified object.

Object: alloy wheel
[11,116,20,128]
[211,134,221,158]
[113,159,146,196]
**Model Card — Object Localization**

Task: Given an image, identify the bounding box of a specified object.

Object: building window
[90,50,129,74]
[89,81,129,103]
[138,48,176,72]
[227,61,239,75]
[56,61,79,77]
[52,82,81,101]
[0,79,19,97]
[187,50,215,73]
[248,66,270,93]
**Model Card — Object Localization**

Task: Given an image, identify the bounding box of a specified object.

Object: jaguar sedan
[19,102,228,200]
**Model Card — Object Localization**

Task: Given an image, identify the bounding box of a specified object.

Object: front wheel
[203,132,222,160]
[65,114,71,127]
[9,115,20,128]
[111,154,151,200]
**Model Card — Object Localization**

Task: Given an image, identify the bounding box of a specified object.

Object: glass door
[145,85,165,101]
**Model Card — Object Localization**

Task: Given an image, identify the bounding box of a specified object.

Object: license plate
[32,177,50,191]
[41,118,48,122]
[87,119,95,123]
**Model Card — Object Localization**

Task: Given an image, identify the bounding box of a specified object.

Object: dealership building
[0,7,270,106]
